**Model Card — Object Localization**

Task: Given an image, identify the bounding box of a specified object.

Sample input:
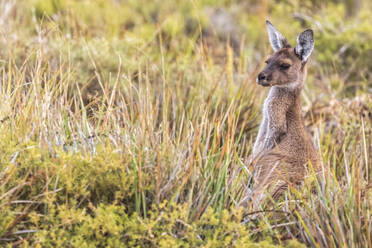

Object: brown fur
[250,22,322,207]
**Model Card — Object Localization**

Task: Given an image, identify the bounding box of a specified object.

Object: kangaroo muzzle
[257,72,272,86]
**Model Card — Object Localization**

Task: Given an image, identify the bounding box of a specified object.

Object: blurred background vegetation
[7,0,372,96]
[0,0,370,247]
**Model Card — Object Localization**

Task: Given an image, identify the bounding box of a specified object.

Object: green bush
[0,0,370,247]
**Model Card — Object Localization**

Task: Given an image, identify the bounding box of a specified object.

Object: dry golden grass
[0,0,370,247]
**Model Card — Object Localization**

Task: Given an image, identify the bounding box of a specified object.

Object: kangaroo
[250,21,322,206]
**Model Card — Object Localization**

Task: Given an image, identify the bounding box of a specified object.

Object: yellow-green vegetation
[0,0,371,247]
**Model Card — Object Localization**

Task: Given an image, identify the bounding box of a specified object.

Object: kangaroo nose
[258,73,266,81]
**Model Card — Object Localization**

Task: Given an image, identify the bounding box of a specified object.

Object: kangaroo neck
[270,84,302,99]
[270,83,303,117]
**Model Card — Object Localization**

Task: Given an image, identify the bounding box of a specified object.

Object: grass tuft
[0,0,371,247]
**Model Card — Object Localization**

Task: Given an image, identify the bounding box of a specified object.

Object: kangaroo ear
[295,29,314,62]
[266,20,288,51]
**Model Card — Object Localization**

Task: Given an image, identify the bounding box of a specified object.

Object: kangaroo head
[257,20,314,89]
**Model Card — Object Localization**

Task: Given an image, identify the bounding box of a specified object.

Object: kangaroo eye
[279,63,291,70]
[264,60,269,64]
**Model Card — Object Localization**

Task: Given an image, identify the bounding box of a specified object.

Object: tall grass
[0,0,371,247]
